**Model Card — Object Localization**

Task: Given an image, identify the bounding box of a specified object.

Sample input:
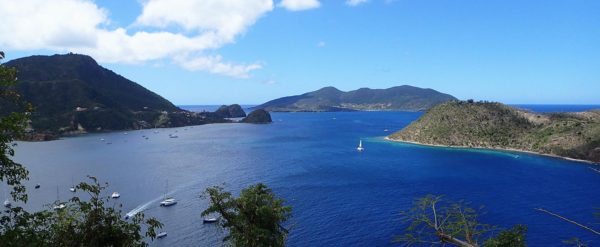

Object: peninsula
[387,101,600,163]
[255,86,456,112]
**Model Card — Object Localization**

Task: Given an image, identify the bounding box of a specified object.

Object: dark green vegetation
[215,104,246,118]
[4,54,229,140]
[389,101,600,163]
[0,51,31,202]
[241,109,272,124]
[0,177,162,246]
[395,195,527,247]
[255,85,456,112]
[202,184,291,247]
[0,52,161,246]
[0,178,162,246]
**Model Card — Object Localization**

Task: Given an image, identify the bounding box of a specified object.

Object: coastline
[383,136,599,166]
[18,121,232,142]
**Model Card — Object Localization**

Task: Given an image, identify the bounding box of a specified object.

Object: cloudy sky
[1,0,599,104]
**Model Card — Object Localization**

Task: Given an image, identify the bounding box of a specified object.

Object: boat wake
[124,181,195,219]
[125,198,158,219]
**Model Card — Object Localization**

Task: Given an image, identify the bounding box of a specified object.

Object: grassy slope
[388,101,600,163]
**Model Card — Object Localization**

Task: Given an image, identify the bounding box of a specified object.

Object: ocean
[11,105,600,246]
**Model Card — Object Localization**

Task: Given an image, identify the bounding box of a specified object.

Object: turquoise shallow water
[11,107,600,246]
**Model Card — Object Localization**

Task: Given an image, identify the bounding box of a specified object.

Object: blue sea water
[11,106,600,246]
[513,104,600,113]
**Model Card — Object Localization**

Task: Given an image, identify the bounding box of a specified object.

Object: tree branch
[535,208,600,236]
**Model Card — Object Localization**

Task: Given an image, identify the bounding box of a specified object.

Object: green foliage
[483,225,527,247]
[0,52,32,202]
[202,183,292,247]
[0,176,162,246]
[395,195,526,247]
[49,176,162,246]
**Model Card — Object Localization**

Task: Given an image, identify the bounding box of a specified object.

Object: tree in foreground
[202,183,292,247]
[49,176,163,246]
[394,195,526,247]
[0,51,32,203]
[0,176,163,246]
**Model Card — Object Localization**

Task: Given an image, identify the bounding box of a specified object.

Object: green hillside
[3,54,227,138]
[255,85,456,112]
[388,101,600,163]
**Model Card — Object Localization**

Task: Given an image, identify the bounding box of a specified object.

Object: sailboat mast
[164,180,168,199]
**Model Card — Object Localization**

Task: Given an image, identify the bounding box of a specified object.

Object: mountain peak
[314,86,342,93]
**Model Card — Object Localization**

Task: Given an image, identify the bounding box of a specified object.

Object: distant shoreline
[383,137,599,166]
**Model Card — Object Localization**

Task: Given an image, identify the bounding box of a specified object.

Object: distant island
[214,104,246,118]
[254,86,456,112]
[387,101,600,163]
[3,54,269,140]
[241,109,272,124]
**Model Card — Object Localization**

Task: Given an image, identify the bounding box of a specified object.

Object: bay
[11,106,600,246]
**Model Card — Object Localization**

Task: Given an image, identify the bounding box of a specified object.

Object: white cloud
[0,0,273,79]
[136,0,273,42]
[346,0,368,6]
[278,0,320,11]
[176,55,262,79]
[0,0,108,50]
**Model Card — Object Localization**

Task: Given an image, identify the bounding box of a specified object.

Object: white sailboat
[159,180,177,207]
[111,192,121,199]
[357,140,364,152]
[53,186,65,210]
[69,177,76,192]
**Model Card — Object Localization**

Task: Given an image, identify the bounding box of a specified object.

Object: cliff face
[388,101,600,163]
[255,85,456,112]
[3,53,229,136]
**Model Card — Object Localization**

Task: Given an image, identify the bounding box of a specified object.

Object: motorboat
[160,198,177,207]
[111,192,120,198]
[157,232,167,239]
[203,217,217,223]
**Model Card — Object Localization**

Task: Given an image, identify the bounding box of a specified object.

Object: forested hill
[4,54,227,139]
[388,101,600,163]
[255,85,456,112]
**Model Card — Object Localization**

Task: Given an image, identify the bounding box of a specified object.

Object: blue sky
[2,0,599,104]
